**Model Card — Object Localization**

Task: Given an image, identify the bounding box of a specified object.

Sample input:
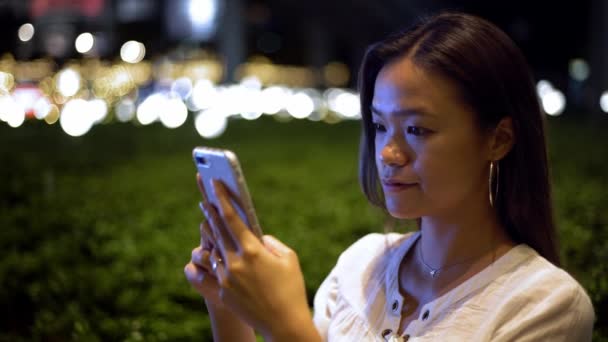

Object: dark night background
[0,1,599,82]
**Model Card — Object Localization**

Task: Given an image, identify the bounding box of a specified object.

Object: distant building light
[160,97,189,129]
[171,77,193,100]
[536,80,566,116]
[60,99,94,137]
[33,97,52,119]
[12,85,44,118]
[89,99,108,123]
[195,108,227,138]
[189,79,218,111]
[56,68,81,97]
[75,32,95,54]
[333,91,360,119]
[240,76,262,90]
[536,80,553,98]
[18,23,35,42]
[569,58,590,82]
[541,89,566,116]
[120,40,146,64]
[44,105,60,125]
[189,0,217,26]
[0,71,15,92]
[0,95,26,127]
[115,98,136,122]
[136,93,165,125]
[286,92,314,119]
[260,86,289,115]
[600,91,608,113]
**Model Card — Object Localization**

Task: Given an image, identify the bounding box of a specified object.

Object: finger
[200,250,213,270]
[200,219,214,250]
[209,249,227,283]
[184,262,218,292]
[263,235,292,257]
[201,201,229,256]
[199,220,207,248]
[192,246,203,266]
[212,179,258,252]
[191,246,213,270]
[196,173,210,206]
[184,262,202,284]
[204,203,236,262]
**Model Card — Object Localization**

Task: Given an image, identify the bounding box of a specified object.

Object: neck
[418,201,513,271]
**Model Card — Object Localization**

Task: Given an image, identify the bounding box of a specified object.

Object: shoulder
[330,231,415,306]
[313,231,416,338]
[503,245,592,307]
[334,231,411,270]
[490,245,595,340]
[314,230,415,300]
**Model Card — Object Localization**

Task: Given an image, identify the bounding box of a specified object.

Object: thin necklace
[416,240,496,278]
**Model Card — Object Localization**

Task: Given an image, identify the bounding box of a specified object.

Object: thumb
[262,235,291,256]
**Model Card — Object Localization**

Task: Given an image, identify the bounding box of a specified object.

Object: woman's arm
[184,247,256,342]
[263,305,320,342]
[206,301,256,342]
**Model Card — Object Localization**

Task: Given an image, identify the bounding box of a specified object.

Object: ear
[488,117,514,161]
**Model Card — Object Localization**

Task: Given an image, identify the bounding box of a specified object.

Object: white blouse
[313,231,595,341]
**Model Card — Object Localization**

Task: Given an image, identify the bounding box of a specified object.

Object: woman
[184,12,595,341]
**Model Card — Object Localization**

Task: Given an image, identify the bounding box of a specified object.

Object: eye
[373,122,386,132]
[407,126,430,136]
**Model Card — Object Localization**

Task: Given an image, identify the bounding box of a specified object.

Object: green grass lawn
[0,115,606,341]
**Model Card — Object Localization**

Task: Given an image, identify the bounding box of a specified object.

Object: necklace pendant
[430,269,438,277]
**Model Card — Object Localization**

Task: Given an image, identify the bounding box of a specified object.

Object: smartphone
[192,146,263,240]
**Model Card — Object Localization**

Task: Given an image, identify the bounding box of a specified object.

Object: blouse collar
[384,231,534,318]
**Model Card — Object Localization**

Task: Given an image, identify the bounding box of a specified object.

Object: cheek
[415,142,484,202]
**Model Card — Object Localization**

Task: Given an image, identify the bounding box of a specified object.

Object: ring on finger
[210,254,223,272]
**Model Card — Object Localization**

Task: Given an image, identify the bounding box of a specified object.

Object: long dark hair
[358,12,560,266]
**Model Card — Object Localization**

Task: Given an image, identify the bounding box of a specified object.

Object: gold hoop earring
[489,161,500,208]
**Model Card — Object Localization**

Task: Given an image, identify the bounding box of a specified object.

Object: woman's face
[372,58,491,219]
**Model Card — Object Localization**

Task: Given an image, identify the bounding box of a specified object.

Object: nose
[379,140,408,166]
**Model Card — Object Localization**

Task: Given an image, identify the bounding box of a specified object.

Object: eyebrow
[370,105,435,118]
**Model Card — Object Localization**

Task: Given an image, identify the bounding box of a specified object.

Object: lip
[382,180,417,192]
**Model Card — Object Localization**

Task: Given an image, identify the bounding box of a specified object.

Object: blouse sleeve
[312,263,339,340]
[311,233,388,340]
[491,274,595,342]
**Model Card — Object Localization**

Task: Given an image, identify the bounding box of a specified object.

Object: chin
[388,211,420,219]
[385,203,421,219]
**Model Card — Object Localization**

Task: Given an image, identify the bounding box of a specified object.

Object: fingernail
[200,201,210,215]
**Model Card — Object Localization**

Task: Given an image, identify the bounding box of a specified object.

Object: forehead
[372,58,469,119]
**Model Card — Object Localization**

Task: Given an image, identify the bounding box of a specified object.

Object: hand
[184,219,225,308]
[185,174,257,342]
[184,174,230,309]
[203,178,319,341]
